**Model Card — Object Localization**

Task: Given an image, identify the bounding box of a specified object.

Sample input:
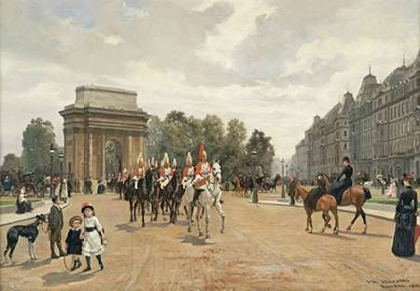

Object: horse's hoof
[142,223,146,227]
[199,232,204,237]
[205,234,211,239]
[187,227,191,233]
[334,230,339,235]
[327,224,332,229]
[220,229,224,234]
[361,230,367,235]
[346,225,352,231]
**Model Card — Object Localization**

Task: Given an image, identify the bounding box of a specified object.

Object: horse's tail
[363,187,372,200]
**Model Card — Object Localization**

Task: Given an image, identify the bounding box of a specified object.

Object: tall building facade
[294,50,420,181]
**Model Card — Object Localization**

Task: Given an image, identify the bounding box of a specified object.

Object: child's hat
[69,215,83,227]
[81,201,94,213]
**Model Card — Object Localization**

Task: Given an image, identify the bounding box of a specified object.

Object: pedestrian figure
[392,175,418,257]
[80,202,105,272]
[15,187,33,214]
[85,177,92,194]
[67,176,73,198]
[65,216,83,271]
[48,196,66,259]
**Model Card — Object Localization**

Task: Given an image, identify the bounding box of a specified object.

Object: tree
[245,129,275,175]
[146,115,164,163]
[202,115,225,162]
[21,118,58,176]
[221,119,247,179]
[0,153,21,172]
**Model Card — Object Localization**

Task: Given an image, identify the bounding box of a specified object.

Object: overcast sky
[1,0,419,161]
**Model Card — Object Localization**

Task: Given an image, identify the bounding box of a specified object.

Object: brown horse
[318,173,372,234]
[289,178,339,235]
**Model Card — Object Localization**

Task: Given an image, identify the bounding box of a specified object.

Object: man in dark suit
[48,196,66,259]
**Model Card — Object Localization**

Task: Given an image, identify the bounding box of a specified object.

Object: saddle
[304,187,324,210]
[327,181,351,205]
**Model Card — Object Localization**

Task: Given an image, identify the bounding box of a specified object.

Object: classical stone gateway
[60,85,149,188]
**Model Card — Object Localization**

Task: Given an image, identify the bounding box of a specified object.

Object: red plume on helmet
[198,144,207,160]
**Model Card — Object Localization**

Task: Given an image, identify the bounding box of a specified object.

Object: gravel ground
[0,192,419,291]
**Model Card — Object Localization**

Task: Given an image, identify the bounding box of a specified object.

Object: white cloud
[195,0,275,69]
[0,0,418,162]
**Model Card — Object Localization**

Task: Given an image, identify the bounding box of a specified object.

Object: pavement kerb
[0,200,71,227]
[249,199,419,224]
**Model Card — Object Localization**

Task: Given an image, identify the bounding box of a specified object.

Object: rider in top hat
[333,156,353,204]
[192,145,211,204]
[182,152,195,189]
[159,153,173,189]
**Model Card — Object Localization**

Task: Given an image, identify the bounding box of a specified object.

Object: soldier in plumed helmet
[192,145,211,204]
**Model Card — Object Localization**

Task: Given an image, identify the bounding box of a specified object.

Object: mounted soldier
[192,145,211,204]
[134,152,145,190]
[159,153,173,190]
[182,152,195,189]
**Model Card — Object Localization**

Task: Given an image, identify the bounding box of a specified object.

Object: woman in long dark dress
[392,175,418,257]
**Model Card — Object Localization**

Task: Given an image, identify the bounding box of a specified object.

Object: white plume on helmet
[136,152,144,166]
[163,153,170,165]
[186,152,193,165]
[172,158,177,167]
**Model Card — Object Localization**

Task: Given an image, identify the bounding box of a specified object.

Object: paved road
[0,192,419,290]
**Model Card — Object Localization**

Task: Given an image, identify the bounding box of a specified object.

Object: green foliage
[21,118,59,176]
[245,129,276,175]
[146,112,275,180]
[0,153,21,172]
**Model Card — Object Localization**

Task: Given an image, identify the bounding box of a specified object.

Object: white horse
[185,162,225,238]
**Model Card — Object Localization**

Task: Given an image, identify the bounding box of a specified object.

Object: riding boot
[57,242,66,257]
[96,255,104,270]
[83,256,91,272]
[50,243,59,259]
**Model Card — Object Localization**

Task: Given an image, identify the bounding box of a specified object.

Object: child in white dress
[80,202,105,272]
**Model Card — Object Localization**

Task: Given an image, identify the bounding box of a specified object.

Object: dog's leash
[41,222,49,234]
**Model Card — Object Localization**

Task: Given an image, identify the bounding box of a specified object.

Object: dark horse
[156,170,180,224]
[135,168,158,227]
[123,177,140,223]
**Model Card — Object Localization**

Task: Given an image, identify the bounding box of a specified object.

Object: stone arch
[60,85,149,185]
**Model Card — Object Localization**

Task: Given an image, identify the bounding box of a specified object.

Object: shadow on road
[180,234,216,246]
[115,223,143,233]
[21,258,53,270]
[311,232,356,241]
[401,254,420,263]
[42,270,97,287]
[0,258,52,270]
[344,231,392,239]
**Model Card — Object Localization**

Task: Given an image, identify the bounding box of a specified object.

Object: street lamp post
[281,158,285,198]
[49,144,55,196]
[251,150,258,203]
[59,151,64,199]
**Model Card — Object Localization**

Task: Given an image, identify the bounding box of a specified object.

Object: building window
[344,130,347,137]
[344,143,347,150]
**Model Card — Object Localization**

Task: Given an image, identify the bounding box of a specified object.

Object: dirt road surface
[1,192,419,290]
